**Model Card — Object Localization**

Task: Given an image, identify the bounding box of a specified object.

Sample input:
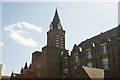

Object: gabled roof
[70,65,105,79]
[83,66,104,79]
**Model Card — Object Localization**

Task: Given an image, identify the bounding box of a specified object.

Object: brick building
[10,9,120,79]
[70,26,120,78]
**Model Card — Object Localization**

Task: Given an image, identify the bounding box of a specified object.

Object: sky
[0,1,118,76]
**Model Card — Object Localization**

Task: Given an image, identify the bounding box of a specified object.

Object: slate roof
[78,26,119,47]
[52,9,61,29]
[83,66,104,79]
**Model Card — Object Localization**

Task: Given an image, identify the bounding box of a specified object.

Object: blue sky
[1,2,118,76]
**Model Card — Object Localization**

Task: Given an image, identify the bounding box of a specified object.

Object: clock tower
[47,9,65,49]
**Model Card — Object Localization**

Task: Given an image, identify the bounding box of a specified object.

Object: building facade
[74,26,120,78]
[0,64,5,79]
[10,9,120,79]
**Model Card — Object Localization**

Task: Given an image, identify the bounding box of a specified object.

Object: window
[36,71,40,78]
[56,40,58,42]
[38,71,40,78]
[74,66,77,69]
[75,54,79,62]
[61,41,63,43]
[58,23,61,29]
[61,52,63,55]
[102,58,109,69]
[61,44,63,48]
[56,34,59,40]
[61,35,63,38]
[87,62,92,67]
[64,57,67,65]
[61,43,63,45]
[101,43,107,54]
[56,45,59,47]
[86,49,92,58]
[64,69,68,73]
[79,47,82,52]
[50,23,53,29]
[92,43,95,47]
[37,62,41,68]
[37,63,39,68]
[108,38,111,41]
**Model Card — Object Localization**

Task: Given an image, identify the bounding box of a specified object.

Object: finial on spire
[56,7,57,10]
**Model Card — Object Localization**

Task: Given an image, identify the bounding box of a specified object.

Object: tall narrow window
[56,45,59,47]
[86,49,92,58]
[56,34,59,40]
[37,62,38,68]
[64,57,67,65]
[58,23,61,29]
[37,62,41,68]
[102,57,109,69]
[79,47,82,52]
[38,71,40,78]
[92,43,95,47]
[101,43,107,54]
[75,54,79,62]
[50,23,53,29]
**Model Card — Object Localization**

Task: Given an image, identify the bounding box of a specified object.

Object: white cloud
[6,22,42,32]
[10,31,37,47]
[20,22,42,32]
[0,42,4,47]
[4,22,41,47]
[16,30,28,35]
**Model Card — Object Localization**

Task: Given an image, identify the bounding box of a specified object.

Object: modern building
[0,64,4,79]
[1,76,10,80]
[10,9,120,79]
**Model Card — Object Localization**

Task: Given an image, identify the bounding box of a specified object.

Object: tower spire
[52,8,60,28]
[47,9,65,49]
[24,62,28,69]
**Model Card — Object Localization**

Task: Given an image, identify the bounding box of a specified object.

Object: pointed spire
[73,44,77,48]
[24,62,28,69]
[11,71,14,77]
[20,67,23,74]
[29,64,32,69]
[52,8,60,28]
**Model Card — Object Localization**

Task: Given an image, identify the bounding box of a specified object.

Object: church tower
[47,9,65,49]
